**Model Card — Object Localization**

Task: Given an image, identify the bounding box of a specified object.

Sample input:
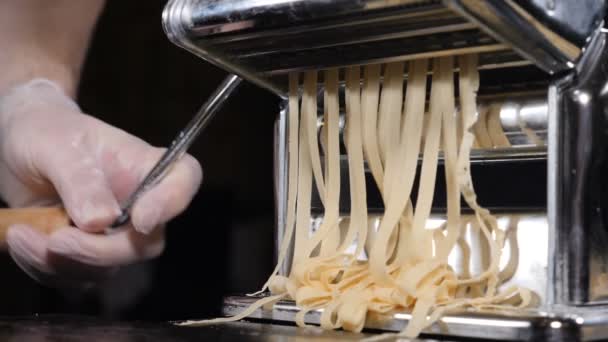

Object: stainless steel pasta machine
[162,0,608,340]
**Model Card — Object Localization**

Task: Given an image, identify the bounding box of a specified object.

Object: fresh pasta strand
[437,56,460,261]
[292,71,316,265]
[454,55,504,291]
[378,62,404,169]
[370,59,428,286]
[304,68,341,258]
[362,64,384,194]
[342,66,368,258]
[303,71,326,207]
[178,294,286,327]
[408,57,445,261]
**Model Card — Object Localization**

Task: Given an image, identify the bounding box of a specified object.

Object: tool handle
[0,207,70,244]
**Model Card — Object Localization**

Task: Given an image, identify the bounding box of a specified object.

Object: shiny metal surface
[162,0,604,96]
[546,80,559,307]
[465,147,546,163]
[111,75,242,228]
[222,296,608,341]
[160,0,536,96]
[516,0,606,47]
[223,296,543,341]
[273,105,291,276]
[162,0,283,96]
[445,0,594,74]
[550,29,608,305]
[500,99,548,146]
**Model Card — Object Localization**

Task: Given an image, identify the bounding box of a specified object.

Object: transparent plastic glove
[0,79,202,288]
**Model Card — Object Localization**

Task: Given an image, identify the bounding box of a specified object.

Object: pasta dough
[182,55,534,339]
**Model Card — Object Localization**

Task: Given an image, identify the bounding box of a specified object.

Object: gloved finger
[6,225,54,275]
[6,225,115,289]
[46,224,165,267]
[35,138,121,233]
[130,152,202,234]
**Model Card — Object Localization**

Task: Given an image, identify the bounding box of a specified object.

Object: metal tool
[162,0,608,340]
[111,74,242,228]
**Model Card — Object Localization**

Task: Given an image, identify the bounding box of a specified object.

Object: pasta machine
[162,0,608,340]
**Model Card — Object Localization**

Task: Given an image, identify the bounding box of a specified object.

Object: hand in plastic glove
[0,79,202,288]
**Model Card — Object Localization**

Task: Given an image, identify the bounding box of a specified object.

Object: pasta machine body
[162,0,608,340]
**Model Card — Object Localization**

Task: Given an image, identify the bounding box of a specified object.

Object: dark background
[0,0,279,321]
